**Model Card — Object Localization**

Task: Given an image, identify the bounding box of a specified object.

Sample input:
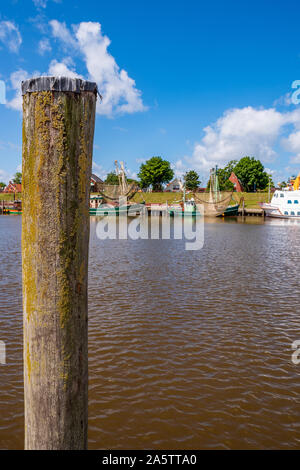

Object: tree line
[104,156,272,192]
[1,158,272,193]
[215,157,272,192]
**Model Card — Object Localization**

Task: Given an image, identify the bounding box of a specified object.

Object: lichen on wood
[22,83,96,450]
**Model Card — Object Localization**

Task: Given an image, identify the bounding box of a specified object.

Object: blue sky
[1,0,300,185]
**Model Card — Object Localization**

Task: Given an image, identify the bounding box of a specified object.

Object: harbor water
[1,214,300,449]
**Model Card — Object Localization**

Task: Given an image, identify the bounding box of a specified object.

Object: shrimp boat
[193,166,239,217]
[1,200,22,215]
[167,179,202,216]
[168,198,203,216]
[260,173,300,219]
[168,183,202,216]
[90,196,144,216]
[89,161,145,216]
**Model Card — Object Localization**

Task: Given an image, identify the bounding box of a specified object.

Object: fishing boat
[260,174,300,219]
[168,198,202,217]
[167,180,202,217]
[7,208,22,215]
[1,200,22,215]
[90,196,144,216]
[219,203,239,217]
[193,166,239,217]
[89,161,144,216]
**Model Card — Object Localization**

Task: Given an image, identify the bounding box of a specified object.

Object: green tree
[105,172,119,185]
[206,161,237,191]
[138,156,174,191]
[13,172,22,184]
[127,178,139,185]
[0,182,6,189]
[234,157,269,192]
[184,170,201,191]
[217,160,237,190]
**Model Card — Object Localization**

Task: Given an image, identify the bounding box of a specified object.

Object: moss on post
[22,77,97,450]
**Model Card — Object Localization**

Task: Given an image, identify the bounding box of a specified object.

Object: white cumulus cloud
[48,59,81,78]
[49,20,77,47]
[0,21,22,53]
[183,106,300,176]
[6,69,30,111]
[49,20,147,116]
[6,20,147,118]
[282,129,300,163]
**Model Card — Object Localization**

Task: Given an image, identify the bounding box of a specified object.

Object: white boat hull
[261,200,300,219]
[265,211,300,219]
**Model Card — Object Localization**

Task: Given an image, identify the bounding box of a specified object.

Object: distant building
[90,173,103,192]
[229,172,243,192]
[164,178,182,192]
[3,182,22,193]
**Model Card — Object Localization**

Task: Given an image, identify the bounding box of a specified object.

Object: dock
[238,208,264,217]
[145,204,265,217]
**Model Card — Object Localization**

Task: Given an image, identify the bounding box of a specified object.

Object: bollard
[22,77,97,449]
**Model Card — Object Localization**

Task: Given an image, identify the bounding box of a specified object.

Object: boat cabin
[184,199,196,212]
[90,195,103,209]
[271,190,300,217]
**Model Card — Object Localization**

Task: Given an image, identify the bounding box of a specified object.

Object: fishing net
[98,183,139,201]
[193,191,234,216]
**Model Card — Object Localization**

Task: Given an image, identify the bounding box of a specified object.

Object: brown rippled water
[1,214,300,449]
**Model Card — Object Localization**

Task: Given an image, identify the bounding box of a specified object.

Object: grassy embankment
[131,192,269,209]
[0,193,22,201]
[1,191,270,209]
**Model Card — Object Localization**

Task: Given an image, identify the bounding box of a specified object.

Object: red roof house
[3,182,22,193]
[229,172,243,192]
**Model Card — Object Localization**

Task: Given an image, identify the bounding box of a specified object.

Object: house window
[284,211,288,215]
[280,194,284,197]
[288,200,292,204]
[291,211,295,215]
[295,200,299,204]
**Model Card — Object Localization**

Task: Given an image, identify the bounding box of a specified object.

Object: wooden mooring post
[22,77,97,449]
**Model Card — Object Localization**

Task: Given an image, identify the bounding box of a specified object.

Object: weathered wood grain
[22,79,97,450]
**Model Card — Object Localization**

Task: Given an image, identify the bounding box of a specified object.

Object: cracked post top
[21,76,98,96]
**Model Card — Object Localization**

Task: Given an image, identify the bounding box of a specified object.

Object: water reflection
[1,215,300,449]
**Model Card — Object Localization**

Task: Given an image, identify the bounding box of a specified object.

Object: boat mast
[209,168,214,203]
[215,165,220,201]
[120,161,127,195]
[179,179,185,203]
[114,160,122,188]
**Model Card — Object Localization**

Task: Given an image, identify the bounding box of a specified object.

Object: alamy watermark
[291,80,300,105]
[95,200,204,251]
[0,340,6,365]
[291,340,300,365]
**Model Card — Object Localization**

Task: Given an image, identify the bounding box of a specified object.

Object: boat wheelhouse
[261,190,300,218]
[169,198,202,216]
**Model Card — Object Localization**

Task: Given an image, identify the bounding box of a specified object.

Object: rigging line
[193,191,233,205]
